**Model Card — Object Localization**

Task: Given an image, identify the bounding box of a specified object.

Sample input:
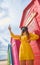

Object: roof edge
[19,0,36,28]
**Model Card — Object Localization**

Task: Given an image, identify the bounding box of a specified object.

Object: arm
[30,33,39,41]
[8,25,21,40]
[10,31,21,40]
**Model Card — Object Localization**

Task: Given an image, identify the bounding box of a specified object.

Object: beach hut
[11,38,20,65]
[19,0,40,65]
[8,44,13,65]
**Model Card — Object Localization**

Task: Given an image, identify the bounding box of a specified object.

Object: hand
[8,25,11,32]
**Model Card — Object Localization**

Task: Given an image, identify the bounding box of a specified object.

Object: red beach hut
[20,0,40,65]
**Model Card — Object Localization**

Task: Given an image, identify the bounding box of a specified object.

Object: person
[8,25,39,65]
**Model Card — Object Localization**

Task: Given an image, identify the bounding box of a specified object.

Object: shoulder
[29,33,33,36]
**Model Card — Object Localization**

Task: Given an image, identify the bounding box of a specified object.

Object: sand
[0,60,8,65]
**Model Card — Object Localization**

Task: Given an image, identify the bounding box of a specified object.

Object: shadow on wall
[38,0,40,4]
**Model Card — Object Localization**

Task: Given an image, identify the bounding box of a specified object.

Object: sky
[0,0,31,60]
